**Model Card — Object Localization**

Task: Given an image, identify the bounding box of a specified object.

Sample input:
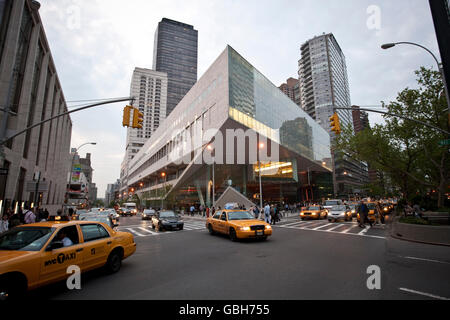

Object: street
[27,214,450,300]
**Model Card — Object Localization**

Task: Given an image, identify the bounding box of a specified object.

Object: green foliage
[337,67,449,207]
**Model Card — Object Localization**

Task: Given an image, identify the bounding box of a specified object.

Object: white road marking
[358,226,371,235]
[137,227,157,235]
[282,221,306,227]
[401,256,450,265]
[341,225,358,234]
[125,228,147,237]
[312,223,333,230]
[327,224,348,232]
[399,288,450,300]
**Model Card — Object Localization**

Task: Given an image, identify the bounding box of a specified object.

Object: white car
[327,205,352,222]
[142,209,156,220]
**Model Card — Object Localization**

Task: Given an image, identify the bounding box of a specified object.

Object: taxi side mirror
[46,241,64,251]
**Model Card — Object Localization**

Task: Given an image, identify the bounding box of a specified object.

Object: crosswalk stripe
[137,227,157,235]
[358,226,370,235]
[326,224,347,232]
[341,225,358,233]
[312,223,333,230]
[282,221,305,227]
[125,228,147,237]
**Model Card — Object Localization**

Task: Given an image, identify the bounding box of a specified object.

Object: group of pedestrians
[0,206,50,233]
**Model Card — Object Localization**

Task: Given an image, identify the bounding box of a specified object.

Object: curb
[389,215,450,247]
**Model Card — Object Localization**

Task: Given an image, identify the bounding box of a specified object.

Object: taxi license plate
[256,230,263,236]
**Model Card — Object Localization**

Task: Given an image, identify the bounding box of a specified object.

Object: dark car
[142,209,156,220]
[152,211,184,231]
[121,208,132,217]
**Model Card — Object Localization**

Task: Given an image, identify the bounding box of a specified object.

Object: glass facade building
[152,18,198,116]
[122,46,333,209]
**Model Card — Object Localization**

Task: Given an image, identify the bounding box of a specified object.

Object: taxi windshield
[0,227,54,251]
[307,206,320,211]
[227,211,254,221]
[331,205,347,211]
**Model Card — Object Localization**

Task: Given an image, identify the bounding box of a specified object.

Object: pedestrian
[212,206,216,217]
[253,206,260,219]
[413,203,423,219]
[0,213,9,233]
[8,208,21,228]
[190,205,195,217]
[23,206,36,224]
[264,203,271,224]
[206,206,210,218]
[358,201,369,228]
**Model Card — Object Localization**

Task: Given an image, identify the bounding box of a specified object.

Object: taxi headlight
[351,209,356,213]
[265,225,272,230]
[240,226,251,231]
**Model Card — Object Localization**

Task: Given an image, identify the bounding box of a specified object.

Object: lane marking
[282,221,306,227]
[401,256,450,265]
[399,288,450,300]
[276,224,386,239]
[326,224,347,232]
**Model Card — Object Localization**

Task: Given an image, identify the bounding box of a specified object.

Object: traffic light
[122,105,133,127]
[132,107,144,129]
[329,112,341,135]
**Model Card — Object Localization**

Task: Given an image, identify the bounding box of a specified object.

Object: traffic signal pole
[0,97,135,146]
[334,107,449,135]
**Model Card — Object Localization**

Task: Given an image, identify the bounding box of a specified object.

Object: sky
[38,0,441,198]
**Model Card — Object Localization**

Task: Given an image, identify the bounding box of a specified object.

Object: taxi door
[39,225,84,285]
[79,223,113,271]
[216,212,228,234]
[210,211,222,233]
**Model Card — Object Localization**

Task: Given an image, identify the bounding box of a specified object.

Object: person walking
[264,203,271,224]
[358,201,370,228]
[24,206,36,224]
[270,205,276,225]
[8,209,21,228]
[0,214,9,233]
[206,206,210,218]
[253,206,260,219]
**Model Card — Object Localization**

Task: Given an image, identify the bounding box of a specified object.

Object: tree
[337,67,449,207]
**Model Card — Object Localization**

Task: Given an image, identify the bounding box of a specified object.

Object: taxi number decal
[44,252,76,266]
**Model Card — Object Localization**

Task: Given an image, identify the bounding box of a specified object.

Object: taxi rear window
[0,227,54,251]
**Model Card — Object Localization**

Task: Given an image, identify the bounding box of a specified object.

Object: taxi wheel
[0,275,26,300]
[208,224,215,235]
[229,228,238,242]
[151,223,155,229]
[106,250,122,274]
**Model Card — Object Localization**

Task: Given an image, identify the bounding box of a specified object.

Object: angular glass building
[122,46,332,208]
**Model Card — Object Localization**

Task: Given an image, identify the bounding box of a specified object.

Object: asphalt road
[28,215,450,300]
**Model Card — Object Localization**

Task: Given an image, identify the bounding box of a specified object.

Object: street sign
[26,181,49,192]
[438,139,450,146]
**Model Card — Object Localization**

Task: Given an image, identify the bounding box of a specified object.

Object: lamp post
[381,41,450,124]
[161,172,166,209]
[67,142,96,204]
[258,142,265,212]
[206,144,215,208]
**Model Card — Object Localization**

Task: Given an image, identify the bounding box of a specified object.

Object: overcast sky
[39,0,440,198]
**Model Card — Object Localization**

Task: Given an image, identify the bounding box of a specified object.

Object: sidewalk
[181,210,300,221]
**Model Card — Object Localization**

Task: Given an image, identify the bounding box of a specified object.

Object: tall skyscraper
[125,68,168,162]
[121,68,168,190]
[153,18,198,116]
[298,33,368,196]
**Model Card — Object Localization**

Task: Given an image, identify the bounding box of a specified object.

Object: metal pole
[0,97,134,146]
[212,158,215,208]
[259,160,263,212]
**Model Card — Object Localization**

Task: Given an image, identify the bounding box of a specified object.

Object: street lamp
[67,142,96,204]
[381,41,450,123]
[206,144,215,208]
[161,172,166,209]
[258,142,265,212]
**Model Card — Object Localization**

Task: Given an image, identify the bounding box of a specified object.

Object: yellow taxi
[0,217,136,299]
[300,205,328,220]
[206,210,272,241]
